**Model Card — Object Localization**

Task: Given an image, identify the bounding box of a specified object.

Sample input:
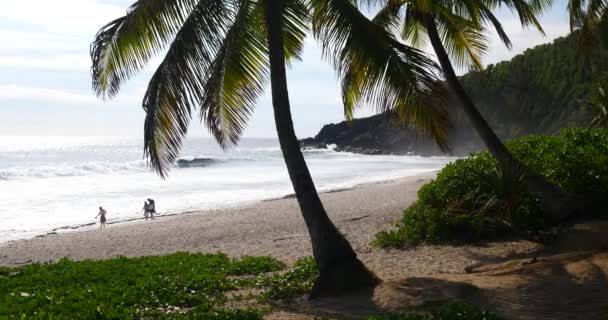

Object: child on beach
[142,201,150,220]
[95,206,107,228]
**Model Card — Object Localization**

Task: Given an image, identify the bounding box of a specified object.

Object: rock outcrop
[300,113,456,156]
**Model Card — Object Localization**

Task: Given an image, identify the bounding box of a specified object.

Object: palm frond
[142,0,230,177]
[402,5,428,49]
[311,0,450,149]
[436,12,488,70]
[568,0,587,30]
[569,0,608,58]
[91,0,200,99]
[372,0,406,32]
[469,0,512,48]
[499,0,545,33]
[282,0,310,63]
[200,0,270,150]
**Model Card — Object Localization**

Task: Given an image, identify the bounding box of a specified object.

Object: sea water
[0,136,454,242]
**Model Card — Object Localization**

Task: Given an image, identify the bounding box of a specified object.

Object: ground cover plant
[0,252,291,319]
[375,128,608,247]
[1,253,500,320]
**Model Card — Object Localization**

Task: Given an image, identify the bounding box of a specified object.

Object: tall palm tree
[568,0,608,55]
[339,0,581,223]
[91,0,447,297]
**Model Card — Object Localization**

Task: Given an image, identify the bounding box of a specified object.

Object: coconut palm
[568,0,608,55]
[91,0,448,296]
[336,0,581,223]
[588,74,608,127]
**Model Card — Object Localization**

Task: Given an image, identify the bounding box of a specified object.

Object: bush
[374,128,608,247]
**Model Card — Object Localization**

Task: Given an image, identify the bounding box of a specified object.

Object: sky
[0,0,571,139]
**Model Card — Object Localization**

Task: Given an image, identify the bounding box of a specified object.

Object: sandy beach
[1,172,607,320]
[0,173,438,266]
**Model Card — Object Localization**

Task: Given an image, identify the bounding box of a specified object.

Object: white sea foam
[0,136,456,242]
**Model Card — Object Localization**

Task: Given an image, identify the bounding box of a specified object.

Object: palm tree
[342,0,581,223]
[91,0,447,297]
[588,74,608,127]
[568,0,608,56]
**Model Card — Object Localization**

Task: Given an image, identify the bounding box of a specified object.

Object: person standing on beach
[147,198,156,220]
[95,206,107,228]
[142,201,150,220]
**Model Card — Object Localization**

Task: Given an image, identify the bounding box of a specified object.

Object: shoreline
[0,172,440,266]
[2,171,439,246]
[2,170,607,320]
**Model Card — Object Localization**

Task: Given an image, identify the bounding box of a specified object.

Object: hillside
[301,33,608,155]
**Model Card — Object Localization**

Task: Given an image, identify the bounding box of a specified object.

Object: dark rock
[299,138,327,150]
[300,113,473,156]
[176,158,218,168]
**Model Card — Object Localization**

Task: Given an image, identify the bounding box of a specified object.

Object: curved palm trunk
[423,15,580,223]
[264,0,377,298]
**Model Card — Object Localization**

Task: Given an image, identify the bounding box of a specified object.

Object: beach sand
[1,172,607,319]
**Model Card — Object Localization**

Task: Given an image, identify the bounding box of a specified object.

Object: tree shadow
[469,253,608,320]
[272,250,608,320]
[269,277,481,319]
[461,220,608,270]
[270,286,383,319]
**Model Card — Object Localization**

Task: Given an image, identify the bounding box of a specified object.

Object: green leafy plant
[375,128,608,247]
[0,253,282,319]
[258,257,318,301]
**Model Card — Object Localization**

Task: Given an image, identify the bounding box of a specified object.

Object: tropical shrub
[375,128,608,247]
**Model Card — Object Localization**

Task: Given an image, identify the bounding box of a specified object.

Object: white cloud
[0,54,90,71]
[0,84,96,104]
[0,30,77,53]
[0,0,125,35]
[0,84,142,106]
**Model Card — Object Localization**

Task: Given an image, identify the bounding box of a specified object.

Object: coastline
[2,170,607,320]
[2,170,441,246]
[0,172,439,266]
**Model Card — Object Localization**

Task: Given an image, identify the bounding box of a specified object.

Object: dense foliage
[304,33,608,156]
[442,33,608,152]
[375,128,608,247]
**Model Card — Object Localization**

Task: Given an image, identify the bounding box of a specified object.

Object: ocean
[0,136,454,242]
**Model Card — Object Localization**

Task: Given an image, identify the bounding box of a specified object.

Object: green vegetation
[366,303,501,320]
[0,252,307,319]
[453,34,608,143]
[257,257,318,301]
[588,74,608,128]
[1,253,499,319]
[375,128,608,247]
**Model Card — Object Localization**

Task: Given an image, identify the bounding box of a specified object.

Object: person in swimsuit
[95,206,107,228]
[142,201,150,220]
[147,198,156,220]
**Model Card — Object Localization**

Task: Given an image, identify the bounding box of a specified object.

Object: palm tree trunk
[423,15,580,223]
[264,0,377,298]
